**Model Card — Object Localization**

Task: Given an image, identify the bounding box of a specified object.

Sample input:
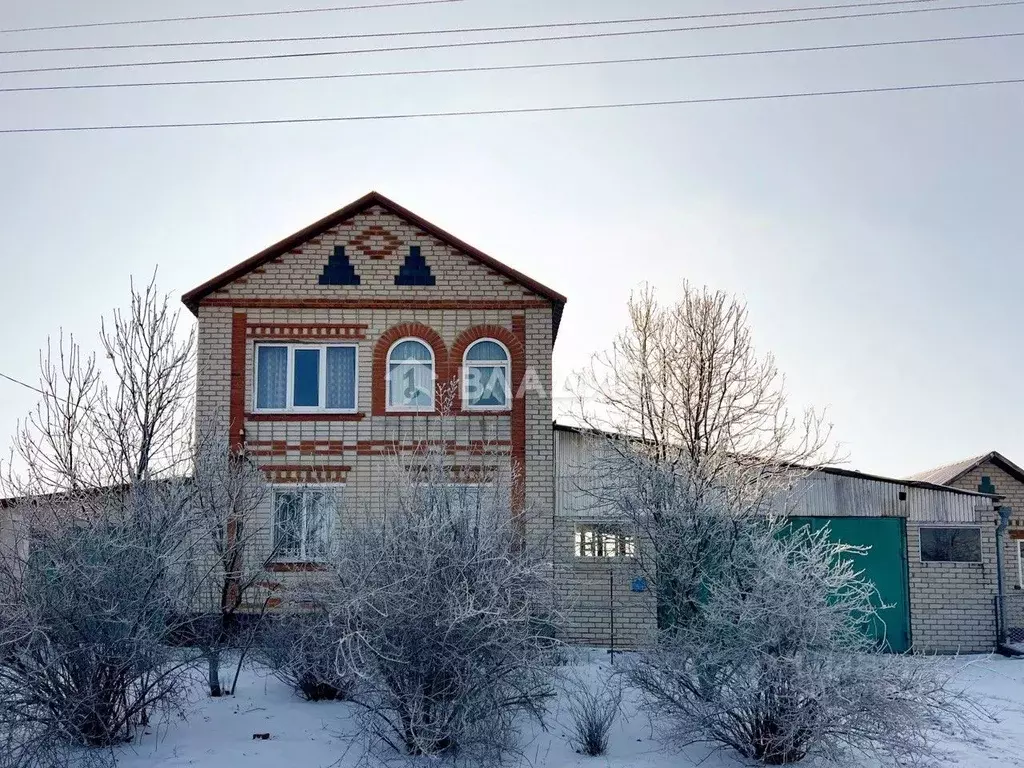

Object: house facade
[908,451,1024,643]
[182,191,564,590]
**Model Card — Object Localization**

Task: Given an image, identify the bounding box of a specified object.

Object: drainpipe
[995,505,1013,650]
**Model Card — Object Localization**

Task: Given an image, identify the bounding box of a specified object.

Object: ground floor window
[1017,539,1024,588]
[919,526,982,563]
[574,523,636,558]
[273,486,340,562]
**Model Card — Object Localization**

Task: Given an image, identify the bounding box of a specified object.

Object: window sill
[266,561,331,573]
[247,412,365,422]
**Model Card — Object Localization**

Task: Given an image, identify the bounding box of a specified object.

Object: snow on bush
[259,613,356,702]
[628,516,979,765]
[562,667,623,756]
[0,483,199,763]
[310,451,561,761]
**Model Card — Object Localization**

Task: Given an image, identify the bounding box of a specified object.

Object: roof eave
[180,191,568,339]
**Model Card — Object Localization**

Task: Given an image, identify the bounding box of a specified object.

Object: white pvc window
[1017,540,1023,588]
[463,339,511,410]
[272,486,340,562]
[387,338,434,411]
[574,523,636,558]
[255,344,358,412]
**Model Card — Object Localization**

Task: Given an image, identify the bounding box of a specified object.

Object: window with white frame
[574,523,636,558]
[919,526,982,563]
[272,487,339,562]
[387,338,434,411]
[463,339,511,410]
[255,344,357,411]
[1017,540,1024,588]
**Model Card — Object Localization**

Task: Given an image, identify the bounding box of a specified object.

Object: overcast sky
[0,0,1021,478]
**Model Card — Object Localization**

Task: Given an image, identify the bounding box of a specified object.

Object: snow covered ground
[115,651,1024,768]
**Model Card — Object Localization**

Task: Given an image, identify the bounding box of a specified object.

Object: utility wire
[2,77,1020,134]
[0,0,949,55]
[3,31,1019,94]
[0,0,465,35]
[2,1,1021,77]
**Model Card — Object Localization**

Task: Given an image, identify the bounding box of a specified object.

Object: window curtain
[326,347,356,409]
[274,491,302,559]
[257,346,288,409]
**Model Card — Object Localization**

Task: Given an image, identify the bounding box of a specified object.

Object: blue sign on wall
[631,577,648,593]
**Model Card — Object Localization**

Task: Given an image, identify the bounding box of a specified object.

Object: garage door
[795,517,911,653]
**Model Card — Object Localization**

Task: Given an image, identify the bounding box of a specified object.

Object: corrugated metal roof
[906,451,1024,488]
[554,427,998,524]
[906,454,990,486]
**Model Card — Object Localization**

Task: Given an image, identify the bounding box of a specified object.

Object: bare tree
[186,431,274,697]
[0,275,204,763]
[6,333,103,497]
[570,282,837,627]
[96,273,195,486]
[627,513,981,765]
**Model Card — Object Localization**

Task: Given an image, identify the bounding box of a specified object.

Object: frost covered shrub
[260,613,355,702]
[629,517,975,765]
[318,455,560,761]
[0,486,196,751]
[563,669,622,757]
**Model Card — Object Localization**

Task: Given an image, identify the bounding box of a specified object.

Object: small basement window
[919,526,982,563]
[574,523,636,558]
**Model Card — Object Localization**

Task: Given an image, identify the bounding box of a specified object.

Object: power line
[1,77,1020,133]
[0,0,465,36]
[0,0,948,55]
[3,31,1019,94]
[2,0,1021,77]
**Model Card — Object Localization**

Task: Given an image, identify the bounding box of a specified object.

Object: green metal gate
[796,516,911,653]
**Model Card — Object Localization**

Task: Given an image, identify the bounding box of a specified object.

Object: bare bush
[314,449,560,761]
[562,668,623,757]
[259,614,356,702]
[0,482,198,749]
[628,516,978,765]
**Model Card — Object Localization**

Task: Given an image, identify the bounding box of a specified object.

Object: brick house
[908,452,1024,642]
[181,191,563,589]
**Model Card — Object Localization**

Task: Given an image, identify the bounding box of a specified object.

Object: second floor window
[255,344,357,412]
[387,338,434,411]
[463,339,510,409]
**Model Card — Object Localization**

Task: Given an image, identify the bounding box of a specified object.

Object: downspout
[994,505,1018,654]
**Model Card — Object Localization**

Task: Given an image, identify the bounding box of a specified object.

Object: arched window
[387,338,435,411]
[463,339,510,410]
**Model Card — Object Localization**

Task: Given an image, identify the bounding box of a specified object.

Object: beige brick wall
[193,205,558,604]
[553,520,656,648]
[907,520,997,653]
[945,461,1024,640]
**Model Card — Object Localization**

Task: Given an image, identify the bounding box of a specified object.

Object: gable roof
[181,191,567,337]
[906,451,1024,487]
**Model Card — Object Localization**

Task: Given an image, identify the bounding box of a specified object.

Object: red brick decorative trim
[249,439,511,459]
[372,322,448,416]
[511,315,527,537]
[449,324,525,414]
[247,323,366,341]
[261,465,351,483]
[201,298,549,310]
[246,412,366,422]
[351,224,402,259]
[229,313,248,451]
